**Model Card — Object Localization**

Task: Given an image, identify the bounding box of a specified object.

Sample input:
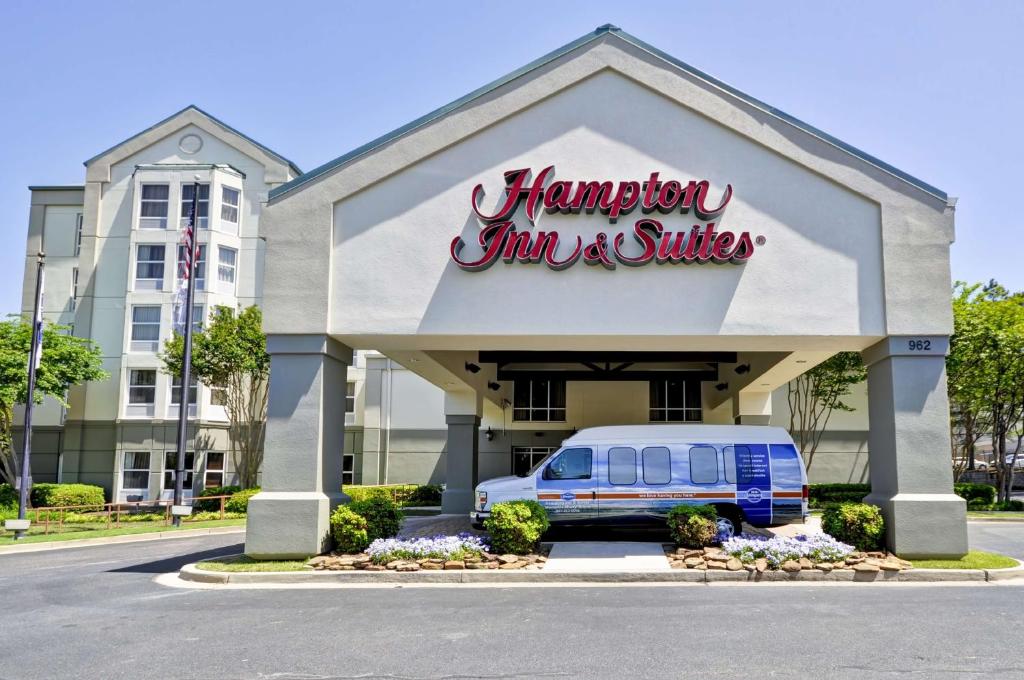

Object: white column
[733,391,772,426]
[245,334,352,559]
[441,390,482,514]
[862,336,967,558]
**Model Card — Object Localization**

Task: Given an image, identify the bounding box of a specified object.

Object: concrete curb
[0,526,245,556]
[178,558,1024,586]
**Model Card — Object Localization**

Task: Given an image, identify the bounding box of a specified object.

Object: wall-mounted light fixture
[485,427,494,441]
[465,362,481,374]
[715,382,729,391]
[735,364,751,375]
[487,381,500,391]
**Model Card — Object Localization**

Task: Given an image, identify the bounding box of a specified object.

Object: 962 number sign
[908,339,932,351]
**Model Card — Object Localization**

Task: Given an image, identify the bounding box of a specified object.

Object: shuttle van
[472,425,808,537]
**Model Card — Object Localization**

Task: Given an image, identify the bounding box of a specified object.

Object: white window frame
[342,453,355,486]
[217,246,237,293]
[127,369,156,417]
[163,451,196,497]
[220,186,240,229]
[71,267,79,310]
[139,184,170,230]
[74,213,83,256]
[176,244,206,290]
[130,305,161,352]
[649,379,702,423]
[204,451,225,489]
[135,244,166,290]
[513,379,566,422]
[180,183,210,229]
[121,451,151,495]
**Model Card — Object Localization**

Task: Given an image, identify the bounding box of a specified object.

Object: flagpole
[172,181,200,527]
[14,251,45,540]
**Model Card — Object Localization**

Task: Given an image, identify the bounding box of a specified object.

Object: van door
[598,444,675,525]
[535,446,597,524]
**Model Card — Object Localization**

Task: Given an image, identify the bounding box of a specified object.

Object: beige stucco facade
[244,27,965,559]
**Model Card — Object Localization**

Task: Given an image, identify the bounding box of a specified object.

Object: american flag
[172,197,199,334]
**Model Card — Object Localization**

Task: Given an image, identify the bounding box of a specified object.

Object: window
[139,184,169,229]
[642,447,672,485]
[689,446,719,485]
[650,379,702,422]
[512,446,555,477]
[513,378,566,422]
[135,244,165,289]
[608,447,637,485]
[343,453,355,486]
[171,375,198,406]
[128,370,156,405]
[217,247,236,291]
[177,244,206,290]
[221,186,240,225]
[163,451,195,491]
[204,452,224,489]
[211,387,228,406]
[74,213,83,256]
[542,447,592,480]
[345,382,356,413]
[122,451,150,490]
[191,305,205,333]
[130,305,161,352]
[71,268,79,310]
[180,183,210,229]
[724,445,755,485]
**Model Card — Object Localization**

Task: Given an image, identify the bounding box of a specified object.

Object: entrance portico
[245,25,965,559]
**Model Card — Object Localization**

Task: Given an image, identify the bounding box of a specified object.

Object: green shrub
[345,484,443,507]
[194,486,242,512]
[955,483,996,507]
[0,484,17,512]
[31,483,105,509]
[348,496,403,542]
[184,511,246,522]
[821,502,885,551]
[667,504,719,548]
[483,500,550,554]
[225,488,260,513]
[330,506,369,553]
[993,499,1024,512]
[807,483,870,509]
[967,498,993,511]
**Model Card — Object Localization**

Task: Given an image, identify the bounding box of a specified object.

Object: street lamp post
[13,251,45,540]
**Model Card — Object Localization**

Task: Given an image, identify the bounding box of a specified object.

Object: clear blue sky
[2,1,1021,315]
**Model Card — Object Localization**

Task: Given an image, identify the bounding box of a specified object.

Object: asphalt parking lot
[0,522,1020,680]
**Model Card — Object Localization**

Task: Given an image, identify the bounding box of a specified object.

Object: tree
[948,283,994,477]
[161,305,269,488]
[947,282,1024,502]
[0,318,107,486]
[787,352,867,470]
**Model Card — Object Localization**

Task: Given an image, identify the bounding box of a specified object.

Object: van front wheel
[715,514,742,540]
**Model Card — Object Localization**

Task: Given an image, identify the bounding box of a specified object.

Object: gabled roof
[270,24,945,203]
[85,104,302,176]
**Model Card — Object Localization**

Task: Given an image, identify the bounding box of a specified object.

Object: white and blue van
[471,425,808,537]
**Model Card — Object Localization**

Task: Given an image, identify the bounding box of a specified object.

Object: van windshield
[523,450,558,477]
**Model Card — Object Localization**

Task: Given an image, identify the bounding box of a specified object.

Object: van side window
[769,444,803,487]
[543,447,592,480]
[688,446,719,484]
[723,445,754,485]
[608,447,637,485]
[642,447,671,485]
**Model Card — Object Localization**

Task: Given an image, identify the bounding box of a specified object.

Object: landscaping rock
[754,558,768,573]
[386,560,404,569]
[498,554,519,565]
[363,564,386,572]
[726,558,743,571]
[703,547,724,557]
[465,562,488,569]
[444,560,465,570]
[852,562,880,573]
[798,558,814,570]
[420,562,443,570]
[781,560,801,573]
[499,562,521,570]
[816,563,833,572]
[707,560,726,570]
[396,563,420,572]
[879,560,903,572]
[684,557,703,568]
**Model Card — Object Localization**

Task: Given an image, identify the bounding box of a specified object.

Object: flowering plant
[721,533,854,568]
[366,533,490,564]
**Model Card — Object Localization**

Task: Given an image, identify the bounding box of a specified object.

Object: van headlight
[476,491,487,510]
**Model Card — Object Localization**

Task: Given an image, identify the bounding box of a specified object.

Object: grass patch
[195,554,311,572]
[0,518,246,546]
[967,511,1024,519]
[910,550,1018,570]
